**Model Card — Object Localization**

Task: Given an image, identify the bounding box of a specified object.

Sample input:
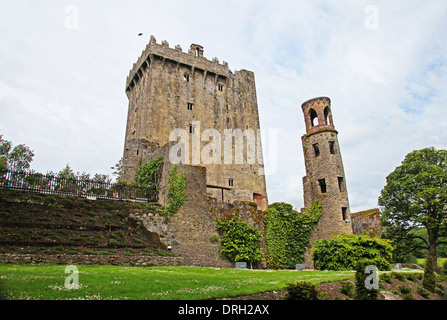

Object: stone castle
[0,37,381,269]
[121,36,380,267]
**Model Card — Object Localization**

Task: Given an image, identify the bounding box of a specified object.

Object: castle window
[228,178,234,187]
[183,74,190,82]
[342,207,348,221]
[188,124,195,134]
[318,179,327,193]
[136,149,139,156]
[187,103,194,110]
[218,83,224,92]
[329,141,335,154]
[309,108,318,127]
[338,176,344,192]
[313,143,320,157]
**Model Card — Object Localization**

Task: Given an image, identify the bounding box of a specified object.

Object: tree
[58,164,75,179]
[92,173,111,184]
[0,135,34,172]
[378,147,447,272]
[0,136,12,171]
[8,144,35,171]
[111,157,123,181]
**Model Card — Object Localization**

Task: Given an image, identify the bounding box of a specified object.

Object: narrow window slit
[318,179,327,193]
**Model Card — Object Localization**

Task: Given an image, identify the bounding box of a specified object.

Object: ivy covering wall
[164,165,187,218]
[264,201,322,269]
[133,156,163,191]
[215,216,263,268]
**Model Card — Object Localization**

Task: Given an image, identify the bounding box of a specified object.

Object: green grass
[0,264,354,300]
[416,258,447,268]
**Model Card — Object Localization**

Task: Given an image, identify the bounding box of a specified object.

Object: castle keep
[122,36,267,210]
[301,97,353,238]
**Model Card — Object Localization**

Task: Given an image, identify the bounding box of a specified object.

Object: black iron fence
[0,169,157,202]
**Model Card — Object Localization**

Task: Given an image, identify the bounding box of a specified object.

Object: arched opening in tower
[309,108,318,127]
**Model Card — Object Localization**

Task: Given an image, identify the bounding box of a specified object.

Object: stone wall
[0,253,183,267]
[130,163,266,268]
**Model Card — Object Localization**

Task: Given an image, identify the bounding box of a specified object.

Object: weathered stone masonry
[301,97,353,239]
[122,35,267,210]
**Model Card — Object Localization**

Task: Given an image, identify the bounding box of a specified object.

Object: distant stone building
[351,208,382,237]
[122,36,267,210]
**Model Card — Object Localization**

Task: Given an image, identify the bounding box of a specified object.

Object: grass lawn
[0,264,354,300]
[416,258,447,268]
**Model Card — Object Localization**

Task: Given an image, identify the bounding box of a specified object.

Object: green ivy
[216,216,262,268]
[163,165,187,218]
[134,156,163,191]
[311,234,394,271]
[264,201,322,269]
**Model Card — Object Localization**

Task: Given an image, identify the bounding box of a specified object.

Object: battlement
[126,35,232,91]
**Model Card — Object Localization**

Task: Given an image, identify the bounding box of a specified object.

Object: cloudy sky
[1,0,446,212]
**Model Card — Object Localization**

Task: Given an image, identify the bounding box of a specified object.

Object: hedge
[311,233,394,271]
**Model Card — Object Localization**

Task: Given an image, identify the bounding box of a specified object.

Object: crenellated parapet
[126,35,231,92]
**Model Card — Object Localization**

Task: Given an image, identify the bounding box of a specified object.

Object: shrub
[417,286,431,299]
[404,273,419,282]
[354,259,379,300]
[380,272,392,284]
[339,281,355,298]
[422,256,437,292]
[311,234,393,271]
[398,285,414,300]
[392,272,405,281]
[284,281,319,300]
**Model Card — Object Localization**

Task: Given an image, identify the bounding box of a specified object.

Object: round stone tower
[301,97,353,243]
